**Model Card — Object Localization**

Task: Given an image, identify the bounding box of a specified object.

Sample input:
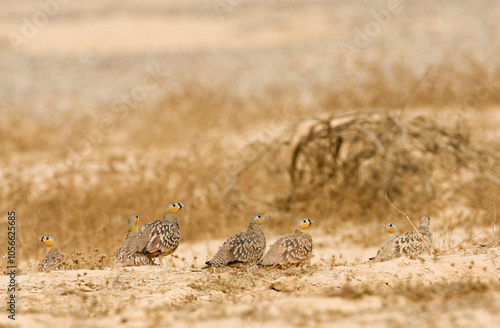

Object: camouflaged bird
[38,236,62,271]
[134,202,185,263]
[115,215,151,266]
[203,214,269,268]
[369,222,400,261]
[260,218,314,266]
[388,216,433,259]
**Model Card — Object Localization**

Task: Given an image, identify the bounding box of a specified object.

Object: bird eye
[258,215,262,218]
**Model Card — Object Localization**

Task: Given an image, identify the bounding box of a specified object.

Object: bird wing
[277,233,312,264]
[223,230,265,262]
[260,236,286,266]
[262,233,312,265]
[282,234,312,263]
[135,220,180,256]
[394,231,432,256]
[116,237,150,265]
[39,249,62,271]
[370,240,396,261]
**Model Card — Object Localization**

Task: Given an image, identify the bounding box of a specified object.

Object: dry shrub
[232,111,500,225]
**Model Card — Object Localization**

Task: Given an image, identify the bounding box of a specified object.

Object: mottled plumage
[38,236,62,271]
[134,202,185,262]
[369,222,400,261]
[260,218,314,266]
[115,215,151,266]
[387,217,433,260]
[204,214,269,268]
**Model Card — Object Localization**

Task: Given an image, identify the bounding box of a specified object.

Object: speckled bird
[38,235,62,271]
[369,222,400,261]
[115,215,151,266]
[203,214,269,268]
[388,216,433,260]
[260,218,314,266]
[134,202,185,263]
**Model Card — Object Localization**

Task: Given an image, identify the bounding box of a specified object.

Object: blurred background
[1,0,500,266]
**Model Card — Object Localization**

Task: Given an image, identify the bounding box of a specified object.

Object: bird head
[165,202,185,215]
[419,216,431,227]
[296,218,314,231]
[382,222,398,235]
[128,215,141,233]
[39,236,58,249]
[252,214,269,225]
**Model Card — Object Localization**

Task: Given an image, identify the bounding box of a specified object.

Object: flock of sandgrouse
[38,202,433,271]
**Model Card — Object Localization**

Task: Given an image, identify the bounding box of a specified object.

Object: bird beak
[38,237,43,242]
[310,220,314,224]
[179,203,186,208]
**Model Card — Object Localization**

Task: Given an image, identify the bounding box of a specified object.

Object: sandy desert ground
[3,235,500,328]
[2,0,500,327]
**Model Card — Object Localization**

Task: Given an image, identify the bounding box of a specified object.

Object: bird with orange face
[133,202,185,264]
[260,218,314,267]
[38,235,62,271]
[115,215,151,266]
[376,217,433,261]
[369,222,400,261]
[204,214,269,269]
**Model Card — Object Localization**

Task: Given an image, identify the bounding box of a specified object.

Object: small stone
[270,276,300,292]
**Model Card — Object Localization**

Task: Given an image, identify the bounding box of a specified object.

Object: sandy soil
[2,235,500,328]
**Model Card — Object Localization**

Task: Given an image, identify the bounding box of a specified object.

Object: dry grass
[1,52,500,267]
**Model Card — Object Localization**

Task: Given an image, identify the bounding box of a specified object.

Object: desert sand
[3,235,500,328]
